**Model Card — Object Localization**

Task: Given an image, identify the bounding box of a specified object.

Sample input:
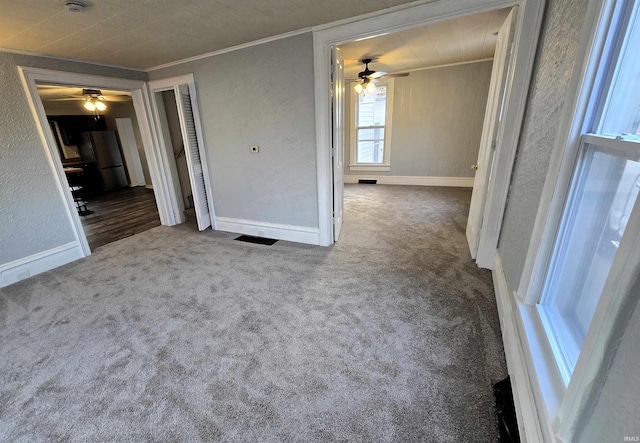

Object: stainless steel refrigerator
[79,130,128,191]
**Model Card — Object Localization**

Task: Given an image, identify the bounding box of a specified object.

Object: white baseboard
[0,242,85,288]
[343,175,474,187]
[216,217,320,245]
[493,254,545,443]
[144,184,154,190]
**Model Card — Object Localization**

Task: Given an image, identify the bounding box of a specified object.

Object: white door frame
[313,0,546,257]
[147,74,217,230]
[467,8,516,259]
[331,47,345,241]
[18,67,174,257]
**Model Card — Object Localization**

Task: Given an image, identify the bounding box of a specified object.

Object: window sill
[349,164,391,172]
[513,295,566,441]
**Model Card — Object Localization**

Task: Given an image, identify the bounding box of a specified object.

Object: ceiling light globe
[365,82,376,93]
[354,83,364,94]
[84,101,96,111]
[95,101,106,111]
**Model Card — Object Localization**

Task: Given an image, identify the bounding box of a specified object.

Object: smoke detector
[64,1,86,12]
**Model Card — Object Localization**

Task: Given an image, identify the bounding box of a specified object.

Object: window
[349,81,393,171]
[538,0,640,385]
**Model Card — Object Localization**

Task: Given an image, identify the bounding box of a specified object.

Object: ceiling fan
[352,58,409,93]
[36,85,132,104]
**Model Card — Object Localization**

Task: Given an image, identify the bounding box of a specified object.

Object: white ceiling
[0,0,422,70]
[339,7,511,80]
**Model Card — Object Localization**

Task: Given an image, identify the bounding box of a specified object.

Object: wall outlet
[250,145,259,153]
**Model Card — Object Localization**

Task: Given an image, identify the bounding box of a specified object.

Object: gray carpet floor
[0,184,507,442]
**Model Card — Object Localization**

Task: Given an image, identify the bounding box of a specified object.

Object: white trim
[0,242,84,288]
[145,184,154,189]
[581,133,640,159]
[493,254,548,443]
[215,217,320,245]
[313,0,546,248]
[348,165,391,171]
[344,175,475,187]
[0,47,146,72]
[147,74,200,91]
[147,74,218,230]
[146,28,312,72]
[556,159,640,441]
[474,0,546,269]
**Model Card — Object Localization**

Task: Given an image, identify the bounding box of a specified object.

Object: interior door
[332,46,345,241]
[466,8,517,258]
[175,84,212,231]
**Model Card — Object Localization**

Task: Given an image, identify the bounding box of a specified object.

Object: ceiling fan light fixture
[365,81,376,93]
[82,89,107,114]
[354,83,364,94]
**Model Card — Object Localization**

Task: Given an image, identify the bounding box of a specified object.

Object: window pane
[599,5,640,136]
[357,127,385,142]
[357,140,384,164]
[540,143,640,378]
[358,86,387,127]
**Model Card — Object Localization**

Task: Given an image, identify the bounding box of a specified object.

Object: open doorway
[147,75,216,232]
[330,7,514,253]
[19,67,181,260]
[314,0,544,258]
[37,84,160,250]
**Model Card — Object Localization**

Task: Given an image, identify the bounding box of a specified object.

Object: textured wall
[0,51,146,266]
[0,53,76,263]
[497,0,589,292]
[344,61,492,178]
[148,33,318,228]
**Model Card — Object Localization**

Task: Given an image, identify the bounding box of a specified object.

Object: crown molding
[146,27,313,72]
[0,47,145,72]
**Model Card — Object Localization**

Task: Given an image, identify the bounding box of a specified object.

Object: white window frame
[538,133,640,385]
[349,79,394,171]
[513,0,640,440]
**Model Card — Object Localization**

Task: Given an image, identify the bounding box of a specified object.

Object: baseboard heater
[358,179,377,184]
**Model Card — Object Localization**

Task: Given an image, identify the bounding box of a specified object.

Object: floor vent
[493,376,520,442]
[358,179,377,184]
[234,235,278,245]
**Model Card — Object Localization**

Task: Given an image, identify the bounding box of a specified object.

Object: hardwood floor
[80,187,161,250]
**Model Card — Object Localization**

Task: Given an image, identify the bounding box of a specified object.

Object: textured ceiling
[339,7,511,80]
[0,0,421,70]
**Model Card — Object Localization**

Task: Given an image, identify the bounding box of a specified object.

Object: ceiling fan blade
[103,95,132,102]
[378,72,410,78]
[45,97,84,101]
[370,71,386,79]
